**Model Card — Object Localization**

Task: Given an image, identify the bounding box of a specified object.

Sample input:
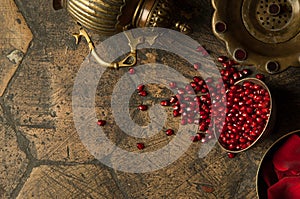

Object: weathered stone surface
[17,165,124,198]
[0,106,28,198]
[19,126,94,162]
[0,0,33,96]
[0,0,299,198]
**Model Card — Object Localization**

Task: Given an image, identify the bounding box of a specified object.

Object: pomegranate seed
[137,84,145,91]
[194,63,201,70]
[177,88,185,95]
[169,82,177,89]
[138,105,148,111]
[138,90,147,97]
[222,62,231,68]
[242,69,251,76]
[160,100,170,106]
[166,129,174,136]
[97,120,106,126]
[227,153,236,158]
[170,96,178,104]
[255,74,265,81]
[193,76,202,83]
[181,119,187,125]
[173,110,181,117]
[217,56,228,63]
[137,143,145,150]
[228,60,238,66]
[128,67,135,74]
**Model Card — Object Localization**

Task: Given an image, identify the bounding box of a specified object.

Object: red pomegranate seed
[137,143,145,150]
[194,63,201,70]
[128,67,135,74]
[173,110,181,117]
[242,69,251,76]
[193,76,202,83]
[138,90,147,97]
[170,96,178,104]
[169,82,177,89]
[160,100,170,106]
[181,119,187,125]
[227,152,236,158]
[217,56,228,63]
[223,62,234,68]
[137,84,145,91]
[138,105,148,111]
[255,74,265,81]
[166,129,174,136]
[177,88,185,95]
[97,120,106,126]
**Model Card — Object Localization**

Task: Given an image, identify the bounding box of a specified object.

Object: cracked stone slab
[17,165,124,198]
[19,125,94,162]
[0,105,29,198]
[0,0,33,96]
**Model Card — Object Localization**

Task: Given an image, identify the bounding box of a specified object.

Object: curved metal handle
[73,28,137,69]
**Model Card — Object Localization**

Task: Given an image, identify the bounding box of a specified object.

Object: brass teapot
[53,0,191,35]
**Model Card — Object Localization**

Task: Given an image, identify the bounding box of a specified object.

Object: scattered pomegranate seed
[166,129,174,136]
[137,84,145,92]
[227,152,236,158]
[255,74,265,81]
[128,67,135,74]
[97,120,106,126]
[217,56,228,63]
[169,82,177,89]
[194,63,201,70]
[137,143,145,150]
[138,90,147,97]
[131,54,268,154]
[138,105,148,111]
[160,100,170,106]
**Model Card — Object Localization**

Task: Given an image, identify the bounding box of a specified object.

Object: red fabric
[262,134,300,199]
[267,177,300,199]
[273,134,300,175]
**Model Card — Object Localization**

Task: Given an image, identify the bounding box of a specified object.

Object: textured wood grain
[0,0,299,198]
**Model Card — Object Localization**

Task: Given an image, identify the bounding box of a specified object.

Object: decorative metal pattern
[53,0,191,35]
[212,0,300,74]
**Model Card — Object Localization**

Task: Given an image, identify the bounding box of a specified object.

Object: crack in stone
[0,98,36,198]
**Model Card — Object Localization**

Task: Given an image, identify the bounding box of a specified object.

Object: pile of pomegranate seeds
[219,81,270,151]
[159,55,270,153]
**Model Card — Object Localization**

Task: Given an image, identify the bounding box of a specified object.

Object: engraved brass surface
[212,0,300,74]
[53,0,191,35]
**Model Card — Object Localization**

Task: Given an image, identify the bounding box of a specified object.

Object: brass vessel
[53,0,191,35]
[212,0,300,74]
